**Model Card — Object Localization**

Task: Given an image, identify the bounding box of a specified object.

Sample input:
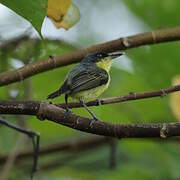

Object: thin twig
[1,27,180,86]
[56,84,180,109]
[0,84,179,114]
[0,117,38,137]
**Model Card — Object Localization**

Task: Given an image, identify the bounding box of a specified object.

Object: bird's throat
[96,58,113,72]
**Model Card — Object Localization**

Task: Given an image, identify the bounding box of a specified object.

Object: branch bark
[0,100,180,138]
[1,27,180,86]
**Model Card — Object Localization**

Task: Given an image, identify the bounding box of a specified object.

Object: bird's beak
[108,52,125,59]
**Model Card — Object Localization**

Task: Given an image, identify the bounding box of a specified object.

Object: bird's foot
[65,108,72,116]
[89,117,100,127]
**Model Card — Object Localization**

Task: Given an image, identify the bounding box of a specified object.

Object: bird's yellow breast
[70,58,112,102]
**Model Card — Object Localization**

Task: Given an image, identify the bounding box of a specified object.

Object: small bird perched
[47,52,123,125]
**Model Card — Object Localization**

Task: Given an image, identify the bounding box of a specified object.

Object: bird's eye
[97,53,102,57]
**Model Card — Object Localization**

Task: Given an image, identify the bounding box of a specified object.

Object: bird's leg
[65,94,71,114]
[79,98,99,126]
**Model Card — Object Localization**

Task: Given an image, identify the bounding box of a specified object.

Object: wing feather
[70,67,109,94]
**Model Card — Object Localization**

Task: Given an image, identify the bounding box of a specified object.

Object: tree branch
[1,27,180,86]
[57,84,180,109]
[0,100,180,138]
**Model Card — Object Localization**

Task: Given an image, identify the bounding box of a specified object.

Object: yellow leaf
[47,0,80,30]
[170,75,180,121]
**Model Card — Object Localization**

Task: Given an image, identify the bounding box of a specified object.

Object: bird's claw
[89,117,99,127]
[65,108,72,116]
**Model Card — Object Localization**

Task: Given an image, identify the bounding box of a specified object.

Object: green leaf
[0,0,47,37]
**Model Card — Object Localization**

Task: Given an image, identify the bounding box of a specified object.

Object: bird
[47,52,124,125]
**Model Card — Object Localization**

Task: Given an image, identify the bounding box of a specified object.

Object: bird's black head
[82,52,124,63]
[82,52,108,63]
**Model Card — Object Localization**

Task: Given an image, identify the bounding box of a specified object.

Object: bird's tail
[47,89,61,99]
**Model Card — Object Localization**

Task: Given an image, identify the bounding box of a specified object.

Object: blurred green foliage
[125,0,180,28]
[1,0,180,180]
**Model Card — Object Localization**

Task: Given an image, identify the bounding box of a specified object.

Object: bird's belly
[71,80,110,102]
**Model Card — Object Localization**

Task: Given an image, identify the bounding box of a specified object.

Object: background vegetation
[0,0,180,179]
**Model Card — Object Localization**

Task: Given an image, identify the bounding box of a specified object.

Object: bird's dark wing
[47,64,109,99]
[69,66,109,94]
